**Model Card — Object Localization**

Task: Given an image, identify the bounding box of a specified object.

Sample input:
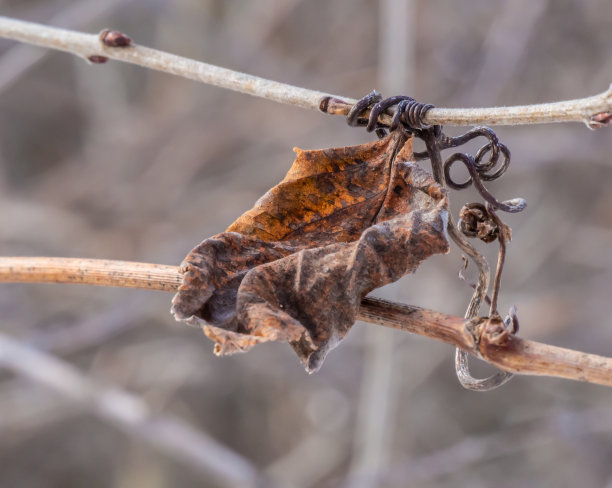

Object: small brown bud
[99,29,132,48]
[88,55,109,64]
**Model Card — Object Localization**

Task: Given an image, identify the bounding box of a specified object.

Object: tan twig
[1,257,611,388]
[1,16,611,127]
[0,256,181,291]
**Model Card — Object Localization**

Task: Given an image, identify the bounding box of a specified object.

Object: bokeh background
[1,0,612,487]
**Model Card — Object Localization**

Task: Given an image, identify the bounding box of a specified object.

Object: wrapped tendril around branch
[347,92,528,391]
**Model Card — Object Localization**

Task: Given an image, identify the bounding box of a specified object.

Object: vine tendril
[347,92,528,391]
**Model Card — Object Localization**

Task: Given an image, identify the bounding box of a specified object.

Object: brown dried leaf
[172,132,449,372]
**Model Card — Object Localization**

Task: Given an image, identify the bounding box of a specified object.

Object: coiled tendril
[347,92,527,392]
[346,90,434,138]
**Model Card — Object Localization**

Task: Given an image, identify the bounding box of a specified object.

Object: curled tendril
[444,152,526,213]
[474,142,510,181]
[346,92,527,391]
[346,91,434,138]
[367,95,412,132]
[455,349,514,391]
[439,127,505,176]
[346,91,386,138]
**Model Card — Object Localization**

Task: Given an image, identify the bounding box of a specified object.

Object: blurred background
[1,0,612,486]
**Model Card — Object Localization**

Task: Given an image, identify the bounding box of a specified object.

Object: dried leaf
[172,132,449,372]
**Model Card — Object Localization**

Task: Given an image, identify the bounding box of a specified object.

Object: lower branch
[1,257,611,387]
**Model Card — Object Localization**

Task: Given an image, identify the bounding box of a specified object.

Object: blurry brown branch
[1,16,612,127]
[0,331,264,486]
[383,405,612,484]
[1,257,612,388]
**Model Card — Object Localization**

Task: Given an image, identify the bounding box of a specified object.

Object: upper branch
[1,257,611,388]
[1,16,611,127]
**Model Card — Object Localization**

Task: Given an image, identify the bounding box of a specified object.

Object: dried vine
[0,16,611,389]
[343,93,529,389]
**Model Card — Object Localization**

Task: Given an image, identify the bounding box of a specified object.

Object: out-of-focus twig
[0,16,612,127]
[0,331,264,487]
[1,256,612,387]
[381,406,612,485]
[465,0,549,105]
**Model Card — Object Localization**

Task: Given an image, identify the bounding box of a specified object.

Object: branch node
[319,96,352,115]
[464,317,486,349]
[587,112,612,130]
[480,314,512,348]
